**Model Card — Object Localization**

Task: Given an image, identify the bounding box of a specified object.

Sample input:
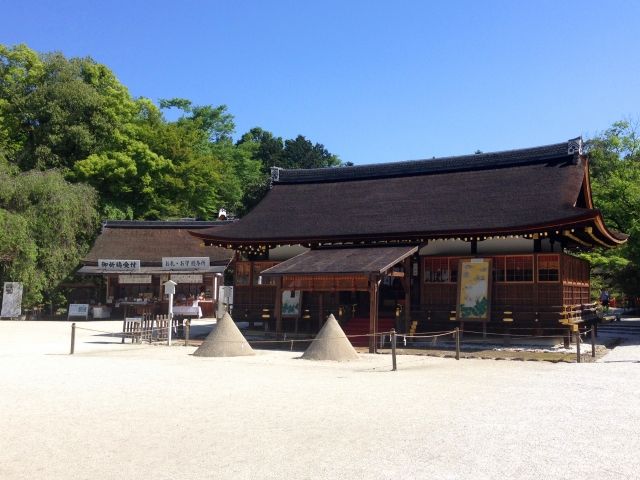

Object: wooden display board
[456,258,492,322]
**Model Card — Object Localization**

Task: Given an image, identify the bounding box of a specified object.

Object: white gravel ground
[1,320,639,480]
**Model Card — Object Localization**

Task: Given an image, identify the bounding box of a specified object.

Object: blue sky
[2,0,639,164]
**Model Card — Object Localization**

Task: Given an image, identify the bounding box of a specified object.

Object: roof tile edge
[274,138,580,184]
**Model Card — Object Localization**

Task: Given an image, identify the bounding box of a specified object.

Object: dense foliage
[0,44,342,309]
[582,121,640,300]
[0,162,99,306]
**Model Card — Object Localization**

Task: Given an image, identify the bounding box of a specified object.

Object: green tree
[236,129,342,213]
[583,120,640,300]
[0,45,136,171]
[0,164,99,307]
[281,135,340,169]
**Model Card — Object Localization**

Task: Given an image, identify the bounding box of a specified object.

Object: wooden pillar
[471,239,478,255]
[275,277,283,335]
[403,258,411,333]
[318,292,324,331]
[533,238,542,252]
[248,259,254,306]
[369,275,380,354]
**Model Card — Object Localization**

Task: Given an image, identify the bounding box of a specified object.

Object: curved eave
[189,211,625,250]
[581,156,596,209]
[592,214,627,245]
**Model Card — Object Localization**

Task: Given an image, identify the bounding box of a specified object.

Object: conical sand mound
[194,312,255,357]
[302,314,360,361]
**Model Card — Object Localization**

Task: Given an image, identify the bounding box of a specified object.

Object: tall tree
[281,135,340,169]
[583,120,640,298]
[236,129,342,213]
[0,164,99,307]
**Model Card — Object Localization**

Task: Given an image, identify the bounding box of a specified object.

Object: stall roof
[83,221,233,266]
[260,245,418,276]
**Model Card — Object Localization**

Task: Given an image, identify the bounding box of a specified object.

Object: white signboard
[68,303,89,319]
[217,286,234,319]
[118,274,152,284]
[98,259,140,271]
[1,282,23,318]
[171,274,203,284]
[282,290,301,317]
[162,257,209,270]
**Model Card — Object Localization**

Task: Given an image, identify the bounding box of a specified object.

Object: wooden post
[504,328,511,347]
[369,275,379,354]
[70,322,76,355]
[591,326,596,358]
[121,316,126,344]
[403,257,411,333]
[575,329,581,363]
[185,319,190,347]
[318,292,324,332]
[455,327,460,360]
[274,277,283,336]
[391,328,397,371]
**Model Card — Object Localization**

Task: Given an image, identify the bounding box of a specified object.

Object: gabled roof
[191,139,626,249]
[261,245,418,276]
[83,221,233,266]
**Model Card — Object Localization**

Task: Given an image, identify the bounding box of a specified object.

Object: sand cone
[302,314,359,361]
[193,312,255,357]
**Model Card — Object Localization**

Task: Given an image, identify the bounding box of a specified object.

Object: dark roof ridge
[103,220,235,229]
[272,137,583,184]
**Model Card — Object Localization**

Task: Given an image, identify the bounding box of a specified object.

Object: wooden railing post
[455,327,460,360]
[391,329,397,371]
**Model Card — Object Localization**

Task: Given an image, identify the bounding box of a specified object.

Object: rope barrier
[461,329,574,339]
[399,331,456,339]
[74,326,137,337]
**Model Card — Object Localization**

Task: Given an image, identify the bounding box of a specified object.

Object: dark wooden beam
[318,292,324,331]
[403,257,411,333]
[533,238,542,252]
[274,276,283,335]
[369,275,380,354]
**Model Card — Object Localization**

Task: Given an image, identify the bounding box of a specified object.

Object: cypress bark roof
[261,246,418,276]
[83,221,233,266]
[191,140,626,249]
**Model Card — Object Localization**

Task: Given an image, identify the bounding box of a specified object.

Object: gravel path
[1,321,639,480]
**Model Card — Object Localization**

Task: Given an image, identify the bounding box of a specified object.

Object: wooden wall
[420,252,590,327]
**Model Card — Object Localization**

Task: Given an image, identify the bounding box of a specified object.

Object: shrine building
[190,138,627,351]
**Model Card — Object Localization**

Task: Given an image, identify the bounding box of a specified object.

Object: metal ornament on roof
[567,137,583,155]
[270,167,281,188]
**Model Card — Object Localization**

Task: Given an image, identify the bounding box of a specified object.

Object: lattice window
[493,257,505,282]
[538,254,560,282]
[424,257,451,283]
[505,256,533,282]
